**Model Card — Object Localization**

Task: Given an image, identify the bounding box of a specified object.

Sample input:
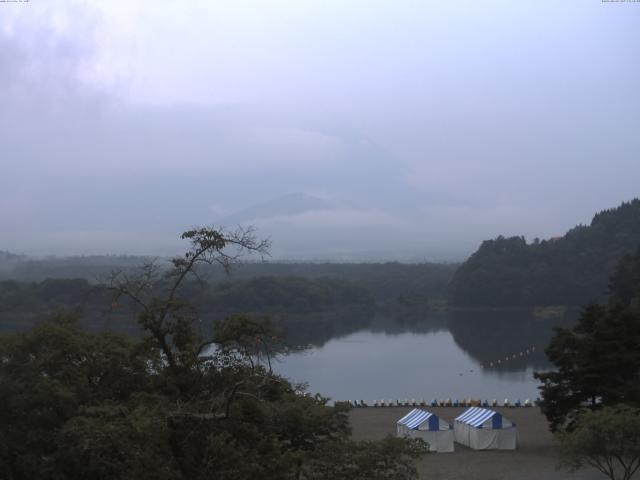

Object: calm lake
[273,310,573,404]
[1,307,572,405]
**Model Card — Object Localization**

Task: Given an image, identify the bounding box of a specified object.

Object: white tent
[454,407,517,450]
[396,408,454,453]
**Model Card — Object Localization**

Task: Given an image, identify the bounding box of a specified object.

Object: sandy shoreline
[349,406,605,480]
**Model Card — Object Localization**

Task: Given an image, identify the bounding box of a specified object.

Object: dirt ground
[349,406,606,480]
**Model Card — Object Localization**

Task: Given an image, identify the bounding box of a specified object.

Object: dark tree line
[205,276,375,315]
[0,278,93,312]
[0,255,456,306]
[0,276,374,315]
[0,261,452,348]
[449,199,640,307]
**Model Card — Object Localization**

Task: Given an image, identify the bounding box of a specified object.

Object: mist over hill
[219,193,336,224]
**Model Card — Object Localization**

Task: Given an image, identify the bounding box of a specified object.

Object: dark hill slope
[448,199,640,307]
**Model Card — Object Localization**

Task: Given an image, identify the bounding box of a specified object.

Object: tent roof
[397,408,436,430]
[455,407,500,427]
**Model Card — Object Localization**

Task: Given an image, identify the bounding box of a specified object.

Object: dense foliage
[556,406,640,480]
[0,276,373,318]
[449,199,640,307]
[0,315,425,480]
[535,247,640,431]
[0,275,376,347]
[0,228,428,480]
[206,276,374,315]
[0,278,93,313]
[0,277,375,314]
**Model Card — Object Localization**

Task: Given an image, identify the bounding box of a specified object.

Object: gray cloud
[1,1,639,259]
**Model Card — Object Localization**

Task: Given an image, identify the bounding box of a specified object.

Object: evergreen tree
[535,246,640,431]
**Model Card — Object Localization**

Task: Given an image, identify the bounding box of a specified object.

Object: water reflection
[274,310,577,403]
[447,309,577,373]
[281,310,448,349]
[1,306,577,403]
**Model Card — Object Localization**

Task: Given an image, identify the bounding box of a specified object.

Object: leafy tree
[0,227,426,480]
[212,314,291,373]
[0,313,155,479]
[107,226,271,373]
[557,406,640,480]
[303,437,428,480]
[52,401,179,480]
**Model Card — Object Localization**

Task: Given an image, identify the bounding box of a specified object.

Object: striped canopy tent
[396,408,454,453]
[454,407,517,450]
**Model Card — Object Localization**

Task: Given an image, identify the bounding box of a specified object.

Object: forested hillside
[206,276,373,314]
[448,199,640,307]
[0,256,455,347]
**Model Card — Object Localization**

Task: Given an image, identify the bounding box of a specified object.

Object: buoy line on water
[480,345,538,368]
[336,345,544,409]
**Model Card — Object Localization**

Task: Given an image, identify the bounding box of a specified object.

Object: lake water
[1,306,569,406]
[275,330,544,404]
[273,311,573,405]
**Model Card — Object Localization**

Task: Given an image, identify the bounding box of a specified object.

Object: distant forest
[2,198,639,328]
[449,199,640,307]
[0,259,457,345]
[0,256,455,304]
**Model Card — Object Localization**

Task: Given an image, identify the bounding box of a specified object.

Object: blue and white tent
[396,408,454,452]
[454,407,517,450]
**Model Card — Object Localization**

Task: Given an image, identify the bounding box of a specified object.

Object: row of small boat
[347,398,539,408]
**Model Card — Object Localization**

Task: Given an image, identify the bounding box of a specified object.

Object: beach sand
[349,406,605,480]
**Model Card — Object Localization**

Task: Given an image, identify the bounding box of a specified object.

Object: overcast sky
[1,0,639,260]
